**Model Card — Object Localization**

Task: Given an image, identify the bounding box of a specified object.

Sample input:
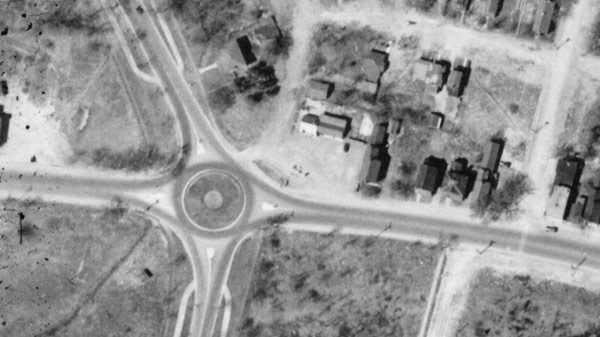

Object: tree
[475,172,533,221]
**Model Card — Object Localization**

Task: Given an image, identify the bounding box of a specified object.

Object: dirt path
[522,0,599,217]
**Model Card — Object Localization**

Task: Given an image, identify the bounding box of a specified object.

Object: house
[413,59,431,82]
[307,79,333,100]
[317,112,349,140]
[443,158,475,202]
[545,185,572,220]
[469,168,493,207]
[254,16,281,40]
[0,105,11,146]
[299,113,319,136]
[369,48,389,72]
[426,112,444,129]
[587,193,600,224]
[369,123,388,145]
[488,0,504,18]
[533,0,556,35]
[554,156,584,188]
[359,145,390,185]
[425,62,449,94]
[447,63,470,97]
[480,138,505,173]
[363,48,389,83]
[0,80,7,96]
[228,35,257,66]
[416,156,448,200]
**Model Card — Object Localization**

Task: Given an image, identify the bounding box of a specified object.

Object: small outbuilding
[307,79,334,100]
[426,112,444,129]
[299,113,319,136]
[0,105,11,146]
[0,80,7,96]
[413,59,431,82]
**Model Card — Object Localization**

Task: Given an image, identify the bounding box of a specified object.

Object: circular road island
[183,170,245,231]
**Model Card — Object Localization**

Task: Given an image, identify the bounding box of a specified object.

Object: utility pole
[477,240,496,255]
[571,257,587,276]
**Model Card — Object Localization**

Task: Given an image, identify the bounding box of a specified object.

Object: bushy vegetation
[75,144,176,171]
[590,13,600,56]
[209,85,236,113]
[238,230,441,337]
[405,0,438,12]
[234,61,280,103]
[168,0,244,49]
[458,268,600,337]
[471,172,533,221]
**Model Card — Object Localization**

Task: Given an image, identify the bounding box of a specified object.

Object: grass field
[184,171,244,230]
[0,199,192,337]
[236,229,442,337]
[457,267,600,337]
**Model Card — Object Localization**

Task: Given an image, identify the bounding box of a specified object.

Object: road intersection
[1,1,600,337]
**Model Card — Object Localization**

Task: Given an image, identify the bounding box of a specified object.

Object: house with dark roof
[0,105,11,146]
[228,35,257,66]
[488,0,504,18]
[447,61,470,97]
[254,16,281,40]
[307,79,333,100]
[443,158,476,202]
[554,156,584,188]
[533,0,556,35]
[0,80,7,96]
[359,144,390,186]
[480,138,505,173]
[317,112,350,140]
[416,156,448,200]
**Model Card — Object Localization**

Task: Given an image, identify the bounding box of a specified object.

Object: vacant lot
[0,199,192,337]
[236,230,442,337]
[457,267,600,337]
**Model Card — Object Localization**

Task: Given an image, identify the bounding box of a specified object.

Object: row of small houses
[545,156,600,225]
[488,0,559,36]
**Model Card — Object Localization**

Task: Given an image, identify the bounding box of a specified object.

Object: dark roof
[554,157,584,188]
[307,80,333,100]
[364,159,383,183]
[447,170,474,200]
[359,145,390,184]
[534,1,556,35]
[317,112,349,138]
[447,69,466,97]
[231,36,257,65]
[0,80,7,96]
[369,124,388,145]
[301,114,319,125]
[416,156,447,194]
[488,0,504,17]
[481,139,504,172]
[588,197,600,224]
[255,16,281,40]
[0,106,11,146]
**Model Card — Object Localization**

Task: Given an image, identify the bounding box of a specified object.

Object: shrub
[404,0,438,12]
[360,184,382,198]
[391,179,415,199]
[473,172,533,221]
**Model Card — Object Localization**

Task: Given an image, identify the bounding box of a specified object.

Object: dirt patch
[237,230,442,337]
[457,267,600,337]
[0,199,192,337]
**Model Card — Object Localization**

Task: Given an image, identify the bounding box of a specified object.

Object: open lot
[236,229,442,337]
[0,199,192,337]
[0,1,180,171]
[458,268,600,337]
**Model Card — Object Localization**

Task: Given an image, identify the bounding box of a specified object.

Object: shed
[299,113,319,136]
[228,35,257,66]
[426,112,444,129]
[533,0,556,35]
[307,80,333,100]
[587,194,600,224]
[387,118,403,136]
[0,105,11,146]
[413,59,431,82]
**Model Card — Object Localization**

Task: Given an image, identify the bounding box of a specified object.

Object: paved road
[1,1,598,337]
